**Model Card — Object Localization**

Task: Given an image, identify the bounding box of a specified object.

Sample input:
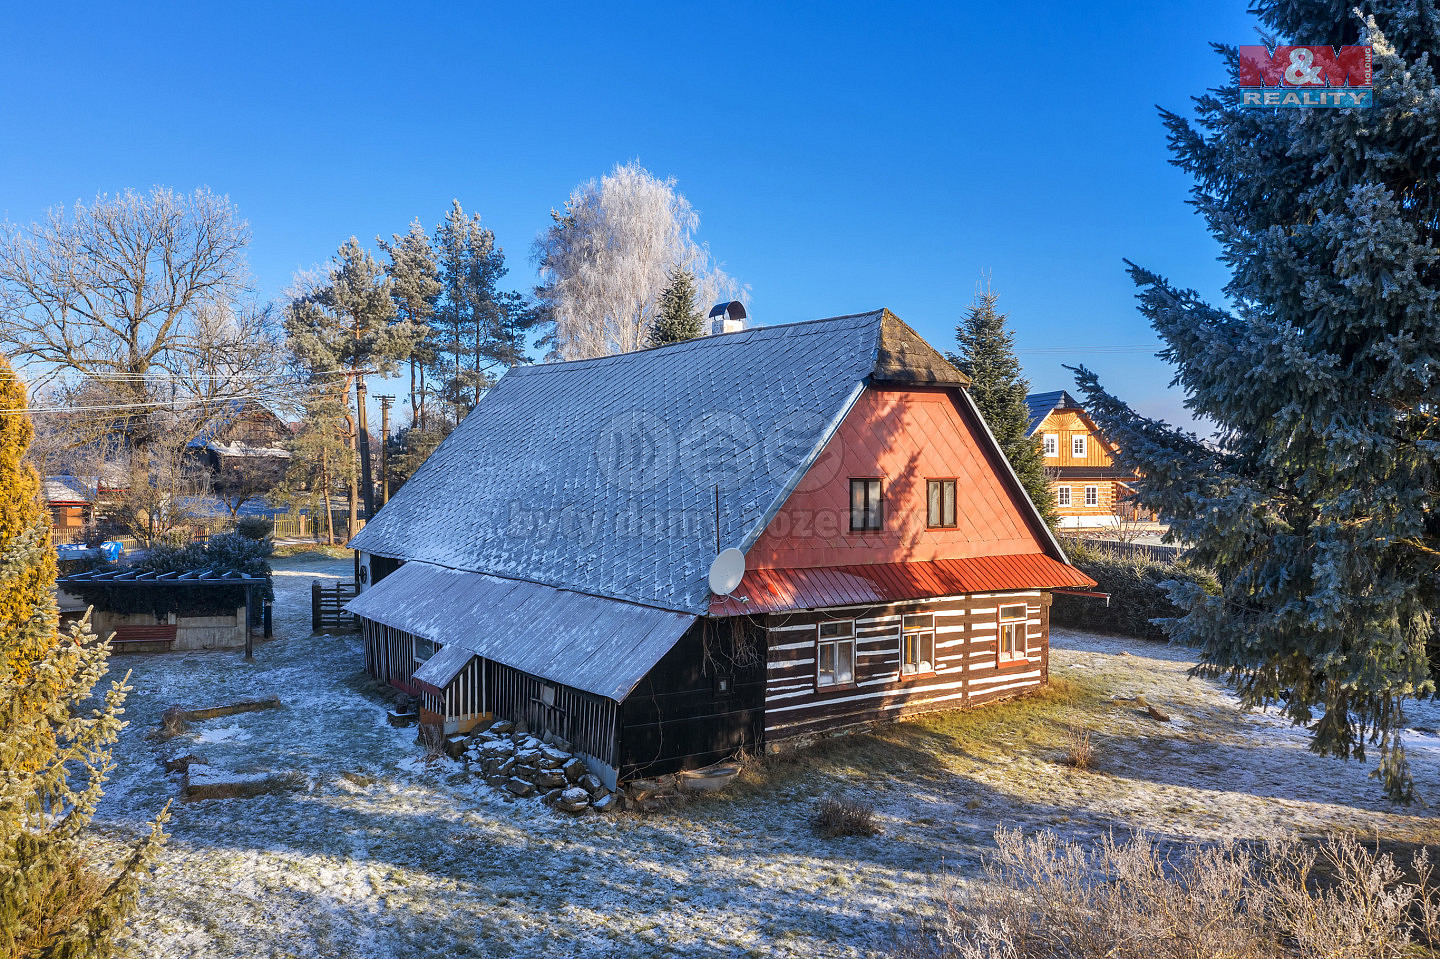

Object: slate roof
[1024,390,1081,435]
[349,310,969,614]
[347,561,697,701]
[44,475,93,505]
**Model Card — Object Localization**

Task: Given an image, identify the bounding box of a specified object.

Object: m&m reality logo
[1238,45,1373,107]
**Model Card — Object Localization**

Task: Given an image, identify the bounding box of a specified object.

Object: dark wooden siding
[489,662,620,768]
[618,618,767,781]
[370,554,404,585]
[763,591,1049,740]
[362,618,421,693]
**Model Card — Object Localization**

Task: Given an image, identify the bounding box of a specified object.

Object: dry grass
[1060,726,1094,770]
[811,798,881,838]
[897,828,1440,959]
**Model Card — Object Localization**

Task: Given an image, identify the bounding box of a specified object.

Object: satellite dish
[708,548,746,596]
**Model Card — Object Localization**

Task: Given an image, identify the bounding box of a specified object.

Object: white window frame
[900,613,936,677]
[998,604,1028,663]
[1085,485,1099,507]
[1072,435,1088,458]
[1057,485,1072,507]
[1043,434,1059,458]
[816,620,856,688]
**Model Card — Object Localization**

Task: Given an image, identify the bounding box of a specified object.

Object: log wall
[763,590,1049,741]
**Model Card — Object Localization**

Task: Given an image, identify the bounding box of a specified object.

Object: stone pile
[455,720,620,814]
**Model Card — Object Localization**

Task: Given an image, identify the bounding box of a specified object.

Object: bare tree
[533,162,742,360]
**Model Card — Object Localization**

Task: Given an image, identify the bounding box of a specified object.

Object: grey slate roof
[1024,390,1081,435]
[346,561,696,701]
[349,310,966,614]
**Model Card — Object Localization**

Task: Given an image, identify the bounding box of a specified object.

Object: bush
[1060,726,1093,770]
[897,828,1440,959]
[235,516,274,540]
[811,798,881,838]
[70,532,275,616]
[1051,539,1219,641]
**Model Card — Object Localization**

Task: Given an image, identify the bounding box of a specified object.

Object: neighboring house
[348,310,1095,788]
[1025,390,1146,528]
[188,399,293,473]
[43,475,96,541]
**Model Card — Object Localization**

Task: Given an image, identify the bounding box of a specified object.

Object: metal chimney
[707,300,747,335]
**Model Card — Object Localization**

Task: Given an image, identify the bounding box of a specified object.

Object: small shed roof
[57,568,268,586]
[346,562,696,702]
[412,643,475,692]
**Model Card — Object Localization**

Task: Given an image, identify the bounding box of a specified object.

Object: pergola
[57,567,271,659]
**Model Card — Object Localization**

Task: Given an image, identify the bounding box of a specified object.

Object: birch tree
[533,162,741,360]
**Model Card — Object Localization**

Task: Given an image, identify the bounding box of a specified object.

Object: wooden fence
[1063,536,1184,563]
[312,580,359,633]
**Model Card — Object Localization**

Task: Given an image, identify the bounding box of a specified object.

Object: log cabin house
[1026,390,1147,528]
[348,311,1095,788]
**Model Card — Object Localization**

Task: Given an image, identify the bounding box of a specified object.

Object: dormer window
[849,478,883,531]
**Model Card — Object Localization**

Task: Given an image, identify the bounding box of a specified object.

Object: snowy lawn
[88,555,1440,958]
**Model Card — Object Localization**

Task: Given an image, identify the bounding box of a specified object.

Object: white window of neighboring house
[414,637,437,663]
[1057,486,1072,507]
[901,613,935,677]
[1072,435,1088,458]
[1043,434,1059,457]
[998,604,1028,663]
[1085,485,1099,507]
[816,620,856,688]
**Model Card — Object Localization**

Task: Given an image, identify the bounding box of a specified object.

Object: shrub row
[1050,539,1219,641]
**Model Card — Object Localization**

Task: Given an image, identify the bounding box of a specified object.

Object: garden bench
[109,625,177,652]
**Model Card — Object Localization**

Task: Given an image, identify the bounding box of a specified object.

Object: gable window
[850,478,883,532]
[1072,436,1088,458]
[1084,485,1099,507]
[816,620,855,688]
[901,613,935,677]
[998,604,1028,663]
[414,637,437,663]
[926,479,957,528]
[1056,486,1072,507]
[1043,434,1059,457]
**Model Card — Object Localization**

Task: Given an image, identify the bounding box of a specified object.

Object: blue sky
[0,1,1259,429]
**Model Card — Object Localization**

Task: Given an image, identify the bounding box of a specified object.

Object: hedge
[1051,540,1219,641]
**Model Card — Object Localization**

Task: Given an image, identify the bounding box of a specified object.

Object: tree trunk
[346,411,358,542]
[409,359,419,434]
[356,376,374,521]
[321,445,335,546]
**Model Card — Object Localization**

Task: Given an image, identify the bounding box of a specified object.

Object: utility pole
[356,376,375,521]
[377,395,395,506]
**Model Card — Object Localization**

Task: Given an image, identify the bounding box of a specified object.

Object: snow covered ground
[89,555,1440,958]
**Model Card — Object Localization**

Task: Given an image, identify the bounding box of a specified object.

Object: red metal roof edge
[707,554,1097,616]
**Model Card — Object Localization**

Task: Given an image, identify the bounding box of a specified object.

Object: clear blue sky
[0,1,1258,429]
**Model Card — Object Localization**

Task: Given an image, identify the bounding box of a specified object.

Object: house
[347,311,1095,788]
[1026,390,1146,528]
[43,475,96,542]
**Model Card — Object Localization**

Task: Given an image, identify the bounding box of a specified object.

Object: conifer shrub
[235,516,274,540]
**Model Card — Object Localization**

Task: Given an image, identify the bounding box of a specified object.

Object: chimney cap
[707,300,747,321]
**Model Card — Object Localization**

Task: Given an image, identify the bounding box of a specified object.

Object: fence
[312,580,359,633]
[271,510,360,543]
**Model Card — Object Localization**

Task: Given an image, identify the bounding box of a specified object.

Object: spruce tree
[379,220,441,434]
[948,287,1057,529]
[648,267,705,347]
[1071,4,1440,799]
[0,355,168,956]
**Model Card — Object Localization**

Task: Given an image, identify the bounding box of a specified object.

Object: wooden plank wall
[361,618,420,691]
[763,590,1048,741]
[489,661,620,768]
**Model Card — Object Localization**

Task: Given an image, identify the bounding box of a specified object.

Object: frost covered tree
[533,162,740,360]
[378,220,441,433]
[1071,3,1440,799]
[648,267,705,347]
[284,239,418,530]
[0,355,168,956]
[947,286,1056,530]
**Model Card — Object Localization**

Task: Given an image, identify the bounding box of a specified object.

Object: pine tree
[0,355,168,956]
[379,220,441,434]
[648,267,705,347]
[1070,5,1440,799]
[947,287,1057,529]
